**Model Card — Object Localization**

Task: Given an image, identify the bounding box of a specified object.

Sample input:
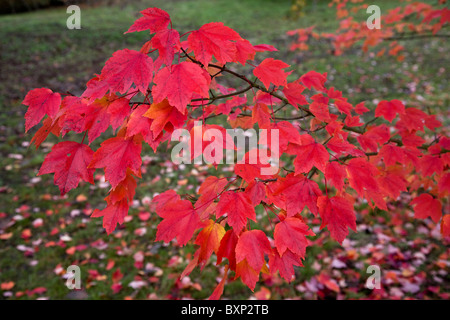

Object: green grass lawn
[0,0,448,300]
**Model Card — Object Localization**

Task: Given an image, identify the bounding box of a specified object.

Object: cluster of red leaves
[287,0,450,60]
[22,7,449,298]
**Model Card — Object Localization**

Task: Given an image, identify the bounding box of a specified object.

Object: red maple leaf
[217,229,238,271]
[269,249,303,282]
[125,7,171,34]
[325,162,346,193]
[300,70,327,92]
[235,229,271,272]
[345,157,380,197]
[379,144,405,166]
[187,22,242,66]
[375,99,405,122]
[152,62,211,114]
[101,49,153,94]
[410,193,442,223]
[125,104,160,151]
[253,58,290,89]
[274,217,315,258]
[235,259,259,291]
[89,135,142,189]
[287,134,329,173]
[195,220,226,269]
[216,191,256,233]
[357,124,390,152]
[23,88,61,132]
[318,195,356,244]
[143,99,187,137]
[38,141,94,195]
[283,80,308,109]
[155,199,201,246]
[82,75,110,102]
[234,39,256,65]
[151,29,180,66]
[275,174,322,216]
[334,98,353,115]
[91,198,129,234]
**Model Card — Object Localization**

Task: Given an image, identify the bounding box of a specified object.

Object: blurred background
[0,0,448,300]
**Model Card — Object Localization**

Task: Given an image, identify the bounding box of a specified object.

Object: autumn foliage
[22,6,449,298]
[287,0,449,60]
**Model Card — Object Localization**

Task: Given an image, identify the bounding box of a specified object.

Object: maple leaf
[108,170,137,204]
[334,98,353,115]
[309,101,332,122]
[274,217,314,258]
[217,229,238,271]
[155,199,201,246]
[283,81,308,109]
[419,155,444,177]
[234,39,256,65]
[234,150,276,183]
[275,174,322,216]
[151,29,180,66]
[252,103,271,129]
[379,144,405,167]
[187,22,242,66]
[82,75,110,102]
[318,195,356,244]
[216,191,256,233]
[300,70,327,92]
[125,7,171,34]
[397,107,428,132]
[89,136,142,189]
[31,116,61,149]
[438,172,450,196]
[235,259,259,291]
[375,99,405,122]
[23,88,61,132]
[101,49,153,94]
[83,94,131,144]
[287,134,329,173]
[188,123,236,165]
[410,193,442,223]
[235,229,271,272]
[195,220,226,269]
[91,198,129,234]
[152,62,211,114]
[55,96,90,136]
[441,215,450,238]
[268,249,303,282]
[345,158,380,197]
[198,176,228,203]
[377,169,408,199]
[327,136,365,157]
[38,141,94,195]
[125,104,159,151]
[259,121,302,153]
[143,99,187,137]
[357,124,390,152]
[355,101,370,115]
[244,180,266,206]
[325,162,346,192]
[152,189,180,212]
[253,58,290,89]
